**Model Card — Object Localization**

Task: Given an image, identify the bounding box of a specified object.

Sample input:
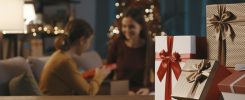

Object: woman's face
[122,17,142,40]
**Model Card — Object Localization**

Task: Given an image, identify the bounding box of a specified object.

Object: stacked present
[155,36,198,100]
[155,3,245,100]
[206,3,245,99]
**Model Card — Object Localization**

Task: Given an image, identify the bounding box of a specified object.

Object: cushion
[73,50,103,71]
[28,57,49,83]
[9,72,42,96]
[0,57,32,96]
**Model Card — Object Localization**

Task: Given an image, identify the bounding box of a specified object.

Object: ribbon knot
[159,50,181,63]
[183,60,211,98]
[207,5,236,41]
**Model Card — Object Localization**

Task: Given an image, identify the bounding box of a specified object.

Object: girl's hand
[136,88,150,95]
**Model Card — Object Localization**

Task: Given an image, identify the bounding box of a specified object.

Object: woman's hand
[136,88,150,95]
[96,65,111,79]
[128,91,136,95]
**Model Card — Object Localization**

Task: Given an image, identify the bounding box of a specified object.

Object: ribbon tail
[157,61,168,82]
[165,63,172,100]
[171,62,182,79]
[218,31,226,66]
[220,38,226,66]
[187,81,199,98]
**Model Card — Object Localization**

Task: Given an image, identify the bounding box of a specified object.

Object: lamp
[0,0,24,34]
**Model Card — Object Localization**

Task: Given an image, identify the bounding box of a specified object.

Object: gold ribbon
[182,60,211,98]
[207,5,245,65]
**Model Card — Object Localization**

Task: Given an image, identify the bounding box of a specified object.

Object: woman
[107,8,154,95]
[39,19,111,95]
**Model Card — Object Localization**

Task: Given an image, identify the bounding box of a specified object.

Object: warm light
[60,30,65,33]
[54,31,58,35]
[151,5,154,9]
[0,0,24,33]
[44,27,48,31]
[149,9,153,13]
[33,32,37,37]
[47,30,51,34]
[24,4,36,25]
[54,26,58,30]
[116,15,120,19]
[145,9,149,13]
[31,28,36,32]
[115,3,119,7]
[112,27,120,34]
[121,2,126,6]
[120,13,123,16]
[38,27,42,31]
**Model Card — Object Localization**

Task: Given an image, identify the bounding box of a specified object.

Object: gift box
[218,70,245,99]
[95,80,129,95]
[155,36,198,100]
[206,3,245,67]
[171,59,219,100]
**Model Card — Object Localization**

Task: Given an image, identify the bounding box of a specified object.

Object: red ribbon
[157,36,182,100]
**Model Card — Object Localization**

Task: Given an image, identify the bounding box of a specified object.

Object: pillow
[28,57,49,83]
[9,72,42,96]
[73,50,103,71]
[0,57,31,95]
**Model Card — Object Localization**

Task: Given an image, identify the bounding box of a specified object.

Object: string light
[115,2,119,7]
[38,27,42,31]
[112,27,119,34]
[43,27,48,31]
[54,26,58,31]
[149,9,153,13]
[150,5,154,9]
[24,31,28,34]
[120,13,123,17]
[47,30,51,34]
[121,2,126,6]
[116,15,120,19]
[145,9,149,13]
[31,28,36,32]
[60,30,65,34]
[33,32,37,37]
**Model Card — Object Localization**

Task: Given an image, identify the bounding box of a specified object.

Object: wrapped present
[218,69,245,99]
[206,3,245,67]
[155,36,197,100]
[172,59,219,100]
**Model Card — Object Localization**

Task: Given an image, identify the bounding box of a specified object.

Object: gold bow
[207,5,245,65]
[182,60,211,98]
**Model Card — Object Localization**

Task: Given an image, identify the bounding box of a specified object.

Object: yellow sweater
[39,50,104,95]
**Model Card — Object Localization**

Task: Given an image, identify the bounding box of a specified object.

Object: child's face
[121,17,142,40]
[76,35,93,56]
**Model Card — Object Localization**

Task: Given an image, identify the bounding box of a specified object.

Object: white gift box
[222,92,245,100]
[155,36,196,100]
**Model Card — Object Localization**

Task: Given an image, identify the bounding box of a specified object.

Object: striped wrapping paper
[171,59,219,100]
[206,3,245,67]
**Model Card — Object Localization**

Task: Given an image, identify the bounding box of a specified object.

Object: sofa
[0,50,103,96]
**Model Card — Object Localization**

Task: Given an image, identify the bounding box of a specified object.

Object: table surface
[0,95,154,100]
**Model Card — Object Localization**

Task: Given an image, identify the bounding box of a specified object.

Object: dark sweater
[107,38,148,92]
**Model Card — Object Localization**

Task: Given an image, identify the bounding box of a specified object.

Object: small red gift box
[218,70,245,99]
[81,64,117,78]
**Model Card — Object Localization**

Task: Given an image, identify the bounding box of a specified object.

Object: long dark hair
[54,19,93,51]
[120,7,148,40]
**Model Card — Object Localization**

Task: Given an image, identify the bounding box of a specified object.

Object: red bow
[157,36,182,100]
